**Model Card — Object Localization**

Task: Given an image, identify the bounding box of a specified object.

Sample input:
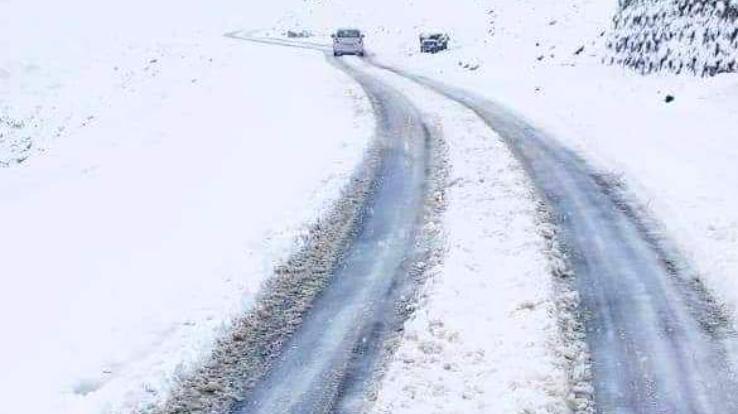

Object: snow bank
[0,1,374,413]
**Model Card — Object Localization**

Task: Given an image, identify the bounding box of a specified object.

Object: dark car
[420,33,449,53]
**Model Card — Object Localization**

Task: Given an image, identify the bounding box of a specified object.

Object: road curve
[229,53,431,413]
[227,33,738,413]
[374,64,738,413]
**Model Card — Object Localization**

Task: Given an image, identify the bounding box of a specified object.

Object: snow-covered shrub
[606,0,738,76]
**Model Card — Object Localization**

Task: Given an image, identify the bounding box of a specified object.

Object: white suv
[332,29,365,56]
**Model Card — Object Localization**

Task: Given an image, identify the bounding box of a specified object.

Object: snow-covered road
[235,55,432,413]
[8,1,738,413]
[154,36,444,413]
[376,65,738,412]
[212,33,738,413]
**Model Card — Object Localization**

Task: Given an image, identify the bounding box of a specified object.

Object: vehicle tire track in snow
[371,63,738,413]
[229,55,436,414]
[159,33,444,414]
[157,125,383,414]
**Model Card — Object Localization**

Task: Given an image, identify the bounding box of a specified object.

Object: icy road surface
[228,33,738,413]
[227,50,430,413]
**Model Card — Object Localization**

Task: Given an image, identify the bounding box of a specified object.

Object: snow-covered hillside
[0,1,376,413]
[607,0,738,75]
[0,1,301,166]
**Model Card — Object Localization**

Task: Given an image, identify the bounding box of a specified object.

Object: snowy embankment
[359,65,587,413]
[0,1,374,413]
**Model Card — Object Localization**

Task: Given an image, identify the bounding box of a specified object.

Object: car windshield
[337,30,361,38]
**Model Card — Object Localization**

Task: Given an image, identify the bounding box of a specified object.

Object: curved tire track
[373,63,738,413]
[232,56,434,413]
[161,32,443,414]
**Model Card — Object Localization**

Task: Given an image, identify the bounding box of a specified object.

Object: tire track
[232,55,435,414]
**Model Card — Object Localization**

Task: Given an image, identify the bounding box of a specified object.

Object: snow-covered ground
[0,1,375,413]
